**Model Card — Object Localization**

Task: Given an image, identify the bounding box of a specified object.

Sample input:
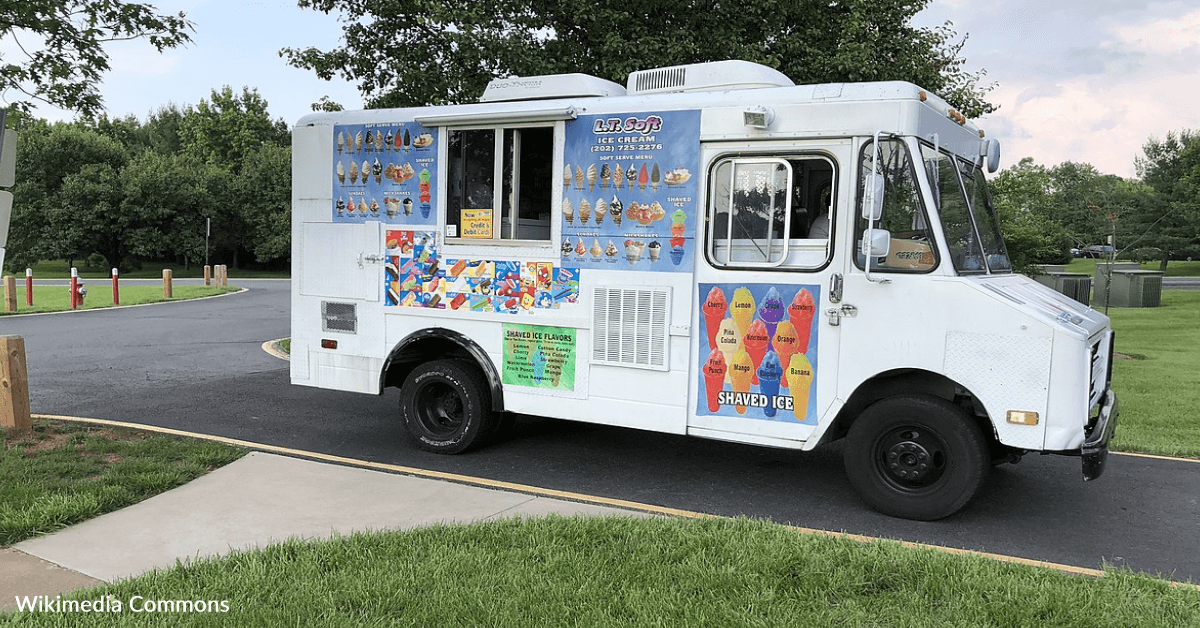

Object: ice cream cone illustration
[348,161,359,184]
[758,287,785,340]
[355,131,363,152]
[626,164,638,189]
[730,287,757,340]
[587,164,597,191]
[651,163,661,192]
[729,349,754,414]
[394,131,402,152]
[742,319,770,385]
[702,349,728,413]
[771,320,800,388]
[337,161,346,184]
[385,130,394,152]
[614,163,625,190]
[360,161,370,184]
[374,131,383,152]
[563,198,574,225]
[786,354,815,421]
[403,129,411,153]
[757,351,783,418]
[575,165,584,191]
[337,132,345,153]
[701,286,727,350]
[579,199,591,225]
[365,130,373,152]
[610,196,623,226]
[638,163,649,190]
[600,163,611,189]
[563,165,572,189]
[595,198,608,225]
[716,318,741,384]
[373,158,383,185]
[787,288,816,354]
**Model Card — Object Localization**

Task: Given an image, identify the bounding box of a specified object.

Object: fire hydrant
[71,282,87,305]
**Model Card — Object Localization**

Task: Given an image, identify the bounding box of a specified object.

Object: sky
[7,0,1200,179]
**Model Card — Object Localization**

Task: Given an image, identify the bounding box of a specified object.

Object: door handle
[826,303,857,326]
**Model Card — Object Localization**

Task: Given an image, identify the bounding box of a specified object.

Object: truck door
[688,140,850,447]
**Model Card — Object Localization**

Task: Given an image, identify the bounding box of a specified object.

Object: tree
[0,0,191,118]
[235,143,292,264]
[283,0,995,117]
[988,158,1073,272]
[177,87,289,173]
[1134,131,1200,268]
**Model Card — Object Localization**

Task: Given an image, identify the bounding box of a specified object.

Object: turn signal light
[1006,410,1040,426]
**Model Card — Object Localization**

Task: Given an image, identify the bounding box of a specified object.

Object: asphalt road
[5,280,1199,583]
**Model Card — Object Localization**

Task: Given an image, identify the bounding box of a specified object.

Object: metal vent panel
[592,286,670,371]
[635,68,687,93]
[322,301,357,334]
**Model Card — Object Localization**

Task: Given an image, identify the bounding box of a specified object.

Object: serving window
[706,154,836,269]
[446,125,554,242]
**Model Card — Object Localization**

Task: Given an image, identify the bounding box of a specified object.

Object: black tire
[400,360,493,454]
[843,395,990,521]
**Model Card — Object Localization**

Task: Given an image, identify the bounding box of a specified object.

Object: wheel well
[818,369,995,447]
[380,328,504,412]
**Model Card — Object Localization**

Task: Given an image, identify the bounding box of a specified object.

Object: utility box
[1094,268,1164,307]
[1033,266,1092,305]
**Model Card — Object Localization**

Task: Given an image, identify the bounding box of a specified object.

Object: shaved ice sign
[502,324,576,391]
[697,283,821,424]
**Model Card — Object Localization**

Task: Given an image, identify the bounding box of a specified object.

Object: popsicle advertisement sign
[697,283,821,424]
[383,229,580,312]
[502,324,577,391]
[332,122,437,226]
[560,110,700,271]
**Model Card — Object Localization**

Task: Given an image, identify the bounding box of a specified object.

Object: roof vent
[480,73,626,103]
[627,60,794,95]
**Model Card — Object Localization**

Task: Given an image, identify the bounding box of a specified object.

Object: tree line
[3,87,291,273]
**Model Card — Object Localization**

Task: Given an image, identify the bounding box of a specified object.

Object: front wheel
[400,360,493,454]
[844,395,990,521]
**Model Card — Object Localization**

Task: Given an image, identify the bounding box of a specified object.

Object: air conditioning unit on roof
[627,60,794,95]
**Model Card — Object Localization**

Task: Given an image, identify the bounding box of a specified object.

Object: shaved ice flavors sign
[697,283,820,424]
[561,110,700,272]
[332,122,437,226]
[502,324,577,391]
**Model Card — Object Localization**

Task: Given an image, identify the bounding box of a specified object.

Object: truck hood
[967,274,1111,340]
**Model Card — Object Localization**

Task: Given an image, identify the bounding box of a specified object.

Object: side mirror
[860,170,885,221]
[984,138,1001,173]
[860,228,891,258]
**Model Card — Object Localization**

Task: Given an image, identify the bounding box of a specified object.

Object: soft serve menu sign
[560,111,700,272]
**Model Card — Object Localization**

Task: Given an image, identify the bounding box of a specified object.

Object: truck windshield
[920,142,1012,274]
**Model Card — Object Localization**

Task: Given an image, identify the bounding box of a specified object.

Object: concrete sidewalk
[1,452,647,609]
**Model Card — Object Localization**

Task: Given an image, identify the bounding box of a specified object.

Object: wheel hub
[887,440,933,482]
[876,427,947,490]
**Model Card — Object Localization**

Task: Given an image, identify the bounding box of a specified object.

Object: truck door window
[922,145,985,274]
[854,139,937,273]
[707,155,835,269]
[447,126,554,242]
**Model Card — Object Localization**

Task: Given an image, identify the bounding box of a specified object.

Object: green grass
[1108,290,1200,457]
[277,338,291,354]
[1,285,240,315]
[3,516,1197,626]
[24,260,289,279]
[0,420,246,547]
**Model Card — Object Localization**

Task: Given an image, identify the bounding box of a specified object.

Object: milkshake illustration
[757,351,783,418]
[702,349,728,413]
[786,353,815,421]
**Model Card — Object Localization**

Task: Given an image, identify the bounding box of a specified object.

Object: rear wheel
[844,395,990,521]
[400,360,493,454]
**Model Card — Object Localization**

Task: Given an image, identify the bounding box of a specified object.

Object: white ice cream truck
[290,60,1117,520]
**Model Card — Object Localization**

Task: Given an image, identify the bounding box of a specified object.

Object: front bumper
[1081,388,1119,481]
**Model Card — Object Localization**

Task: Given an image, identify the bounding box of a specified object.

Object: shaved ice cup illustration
[757,351,784,418]
[701,286,728,350]
[702,349,728,413]
[757,287,785,340]
[786,353,815,421]
[742,319,770,385]
[715,318,741,384]
[787,288,816,354]
[771,320,801,388]
[729,349,754,414]
[730,287,757,340]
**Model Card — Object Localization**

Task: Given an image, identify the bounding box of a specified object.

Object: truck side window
[447,125,554,241]
[854,139,937,272]
[707,155,835,269]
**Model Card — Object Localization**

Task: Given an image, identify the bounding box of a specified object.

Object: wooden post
[162,269,173,298]
[69,267,79,310]
[204,264,211,286]
[111,268,120,305]
[3,276,15,312]
[25,268,32,306]
[0,335,32,433]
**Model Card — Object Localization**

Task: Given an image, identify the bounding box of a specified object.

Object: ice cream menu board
[502,323,577,391]
[332,122,437,226]
[697,283,821,424]
[560,110,700,271]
